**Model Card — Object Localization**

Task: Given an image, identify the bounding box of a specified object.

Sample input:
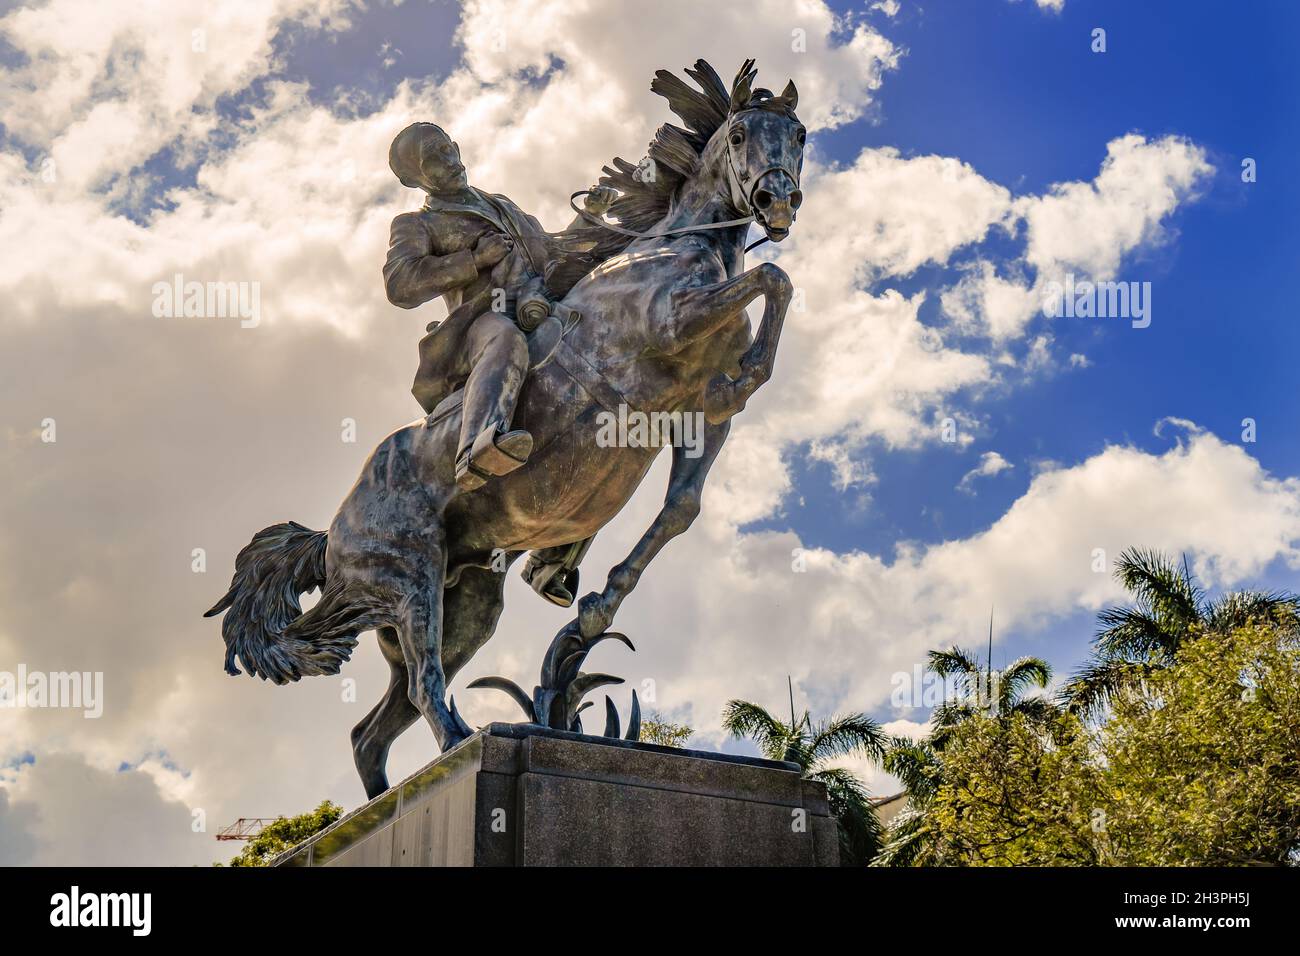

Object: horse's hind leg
[442,563,511,681]
[395,528,474,752]
[350,625,418,800]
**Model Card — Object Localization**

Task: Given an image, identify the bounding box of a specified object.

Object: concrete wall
[274,724,839,867]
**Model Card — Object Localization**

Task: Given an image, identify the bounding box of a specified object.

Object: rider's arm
[562,185,618,232]
[383,212,479,310]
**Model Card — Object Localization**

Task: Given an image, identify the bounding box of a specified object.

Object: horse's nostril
[753,189,773,209]
[790,190,803,210]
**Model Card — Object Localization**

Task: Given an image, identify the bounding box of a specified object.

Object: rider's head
[389,123,468,195]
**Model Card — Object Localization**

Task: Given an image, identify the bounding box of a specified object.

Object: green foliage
[1093,623,1300,865]
[927,646,1054,749]
[723,698,887,865]
[923,710,1102,865]
[637,712,694,748]
[222,801,343,867]
[876,621,1300,866]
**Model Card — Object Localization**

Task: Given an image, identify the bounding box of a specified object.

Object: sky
[1,0,1298,865]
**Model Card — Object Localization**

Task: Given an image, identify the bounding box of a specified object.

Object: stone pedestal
[274,723,839,867]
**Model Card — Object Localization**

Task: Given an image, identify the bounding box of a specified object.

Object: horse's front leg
[665,261,793,424]
[577,420,729,639]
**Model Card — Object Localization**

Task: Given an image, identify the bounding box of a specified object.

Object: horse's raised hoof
[577,591,614,640]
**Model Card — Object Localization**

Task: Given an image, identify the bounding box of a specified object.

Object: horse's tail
[205,521,359,685]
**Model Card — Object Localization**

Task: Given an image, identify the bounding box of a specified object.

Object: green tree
[1062,548,1300,717]
[222,801,342,867]
[874,646,1059,865]
[723,698,887,865]
[877,621,1300,866]
[637,712,694,748]
[923,710,1101,865]
[872,738,943,866]
[1093,622,1300,865]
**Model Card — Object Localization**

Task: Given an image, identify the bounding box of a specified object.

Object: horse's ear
[779,79,799,112]
[730,58,757,113]
[730,75,753,113]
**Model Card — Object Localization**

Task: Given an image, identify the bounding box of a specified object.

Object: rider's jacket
[384,187,551,415]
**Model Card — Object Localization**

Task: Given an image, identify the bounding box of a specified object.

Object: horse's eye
[796,129,806,145]
[729,130,744,147]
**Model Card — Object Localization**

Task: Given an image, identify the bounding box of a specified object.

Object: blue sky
[749,0,1300,691]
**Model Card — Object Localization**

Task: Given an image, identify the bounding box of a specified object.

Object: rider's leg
[456,311,532,491]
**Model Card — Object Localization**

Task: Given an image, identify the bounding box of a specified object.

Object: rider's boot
[455,423,533,491]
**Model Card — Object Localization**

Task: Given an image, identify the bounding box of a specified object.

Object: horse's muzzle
[751,169,801,241]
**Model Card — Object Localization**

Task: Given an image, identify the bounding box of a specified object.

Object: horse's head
[717,64,805,242]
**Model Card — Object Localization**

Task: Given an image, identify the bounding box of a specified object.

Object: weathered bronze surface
[207,60,805,799]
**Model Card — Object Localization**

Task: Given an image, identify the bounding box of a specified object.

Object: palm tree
[872,738,942,867]
[1061,547,1300,717]
[872,645,1055,865]
[722,697,888,866]
[927,646,1055,749]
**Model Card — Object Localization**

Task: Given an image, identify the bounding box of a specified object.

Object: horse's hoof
[577,593,611,640]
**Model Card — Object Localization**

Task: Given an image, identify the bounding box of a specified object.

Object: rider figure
[383,122,610,604]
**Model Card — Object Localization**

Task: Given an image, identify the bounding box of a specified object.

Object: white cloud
[0,0,359,192]
[940,135,1213,341]
[957,450,1014,494]
[618,425,1300,750]
[1018,134,1212,282]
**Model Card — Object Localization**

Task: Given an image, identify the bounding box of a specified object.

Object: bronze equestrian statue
[206,59,805,799]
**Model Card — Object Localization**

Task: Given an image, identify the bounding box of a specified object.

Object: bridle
[568,111,801,255]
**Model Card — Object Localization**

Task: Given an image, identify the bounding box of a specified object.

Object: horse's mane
[546,58,791,296]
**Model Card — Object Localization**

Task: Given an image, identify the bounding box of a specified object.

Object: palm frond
[1059,658,1150,718]
[1094,605,1172,660]
[928,646,982,678]
[997,655,1052,711]
[1206,590,1300,635]
[808,766,882,865]
[807,713,888,765]
[722,699,794,762]
[870,806,931,867]
[930,701,978,749]
[883,740,942,803]
[1008,695,1060,726]
[1114,547,1203,629]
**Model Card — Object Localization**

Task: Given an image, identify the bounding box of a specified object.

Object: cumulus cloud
[940,135,1213,342]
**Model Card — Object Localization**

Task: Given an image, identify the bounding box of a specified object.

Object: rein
[568,190,770,253]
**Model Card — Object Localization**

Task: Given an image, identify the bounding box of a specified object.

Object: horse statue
[206,59,805,799]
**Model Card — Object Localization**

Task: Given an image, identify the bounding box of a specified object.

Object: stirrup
[455,427,533,491]
[522,558,578,607]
